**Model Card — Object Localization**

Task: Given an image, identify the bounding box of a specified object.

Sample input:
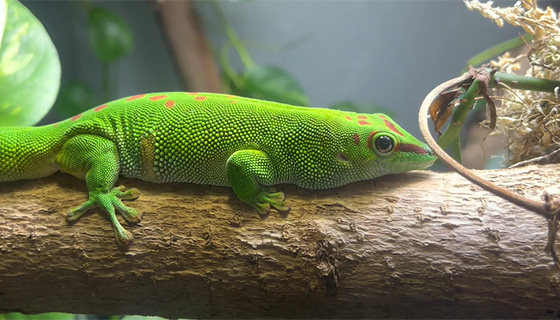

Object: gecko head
[338,113,436,176]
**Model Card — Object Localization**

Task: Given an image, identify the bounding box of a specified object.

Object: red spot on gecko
[226,95,235,98]
[230,100,237,104]
[357,116,367,119]
[344,116,353,121]
[71,114,82,121]
[165,100,175,108]
[352,134,360,145]
[187,92,198,95]
[94,104,107,112]
[379,115,404,137]
[358,121,371,126]
[53,123,59,128]
[150,95,167,101]
[195,96,207,101]
[126,94,145,102]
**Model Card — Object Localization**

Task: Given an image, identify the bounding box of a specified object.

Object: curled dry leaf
[428,74,473,135]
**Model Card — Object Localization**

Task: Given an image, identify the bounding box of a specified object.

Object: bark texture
[0,165,559,318]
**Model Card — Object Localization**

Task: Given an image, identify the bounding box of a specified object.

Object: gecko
[0,92,436,246]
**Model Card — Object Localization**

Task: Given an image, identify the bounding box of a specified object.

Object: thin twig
[510,147,560,168]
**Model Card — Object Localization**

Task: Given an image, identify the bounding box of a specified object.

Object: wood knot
[315,240,341,296]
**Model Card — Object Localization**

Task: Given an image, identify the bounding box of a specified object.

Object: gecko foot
[114,185,141,200]
[66,186,142,247]
[252,190,290,216]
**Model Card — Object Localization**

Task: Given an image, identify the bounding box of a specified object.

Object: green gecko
[0,92,436,246]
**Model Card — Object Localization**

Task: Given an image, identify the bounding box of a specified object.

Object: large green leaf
[0,0,61,126]
[0,0,6,49]
[56,80,99,119]
[2,313,74,320]
[88,6,133,63]
[242,65,309,106]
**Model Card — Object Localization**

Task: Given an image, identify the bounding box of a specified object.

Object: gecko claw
[115,228,134,247]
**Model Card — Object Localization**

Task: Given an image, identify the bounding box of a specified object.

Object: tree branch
[1,165,559,318]
[152,0,222,92]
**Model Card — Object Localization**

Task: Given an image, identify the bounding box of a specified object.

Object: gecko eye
[375,135,394,154]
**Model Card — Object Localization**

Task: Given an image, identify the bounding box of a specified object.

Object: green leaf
[1,313,26,320]
[242,65,309,106]
[33,313,74,320]
[56,80,99,119]
[461,33,533,74]
[3,313,74,320]
[88,6,133,63]
[0,0,61,126]
[0,0,6,49]
[330,101,395,117]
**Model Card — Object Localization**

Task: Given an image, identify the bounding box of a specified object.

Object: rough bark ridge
[0,165,559,318]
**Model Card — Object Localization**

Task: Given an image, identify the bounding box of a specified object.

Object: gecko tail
[0,125,66,182]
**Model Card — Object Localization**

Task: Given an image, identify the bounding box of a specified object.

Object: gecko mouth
[395,143,433,156]
[387,142,437,172]
[396,143,437,167]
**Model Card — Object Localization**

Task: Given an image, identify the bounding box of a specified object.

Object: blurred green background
[22,0,557,140]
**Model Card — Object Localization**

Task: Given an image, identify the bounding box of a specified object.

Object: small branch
[510,147,560,168]
[152,0,222,92]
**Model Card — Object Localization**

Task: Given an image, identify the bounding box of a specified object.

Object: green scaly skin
[0,92,436,246]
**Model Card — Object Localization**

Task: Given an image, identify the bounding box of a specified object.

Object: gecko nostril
[337,153,349,162]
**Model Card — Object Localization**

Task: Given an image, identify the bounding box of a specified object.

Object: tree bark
[0,164,559,318]
[152,0,223,93]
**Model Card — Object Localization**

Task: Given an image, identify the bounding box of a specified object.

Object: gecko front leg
[226,149,290,215]
[56,134,142,246]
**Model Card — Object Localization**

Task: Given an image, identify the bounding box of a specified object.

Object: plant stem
[210,1,254,70]
[220,45,243,89]
[437,80,480,149]
[492,71,560,92]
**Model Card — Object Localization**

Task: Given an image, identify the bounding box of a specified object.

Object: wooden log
[0,164,559,318]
